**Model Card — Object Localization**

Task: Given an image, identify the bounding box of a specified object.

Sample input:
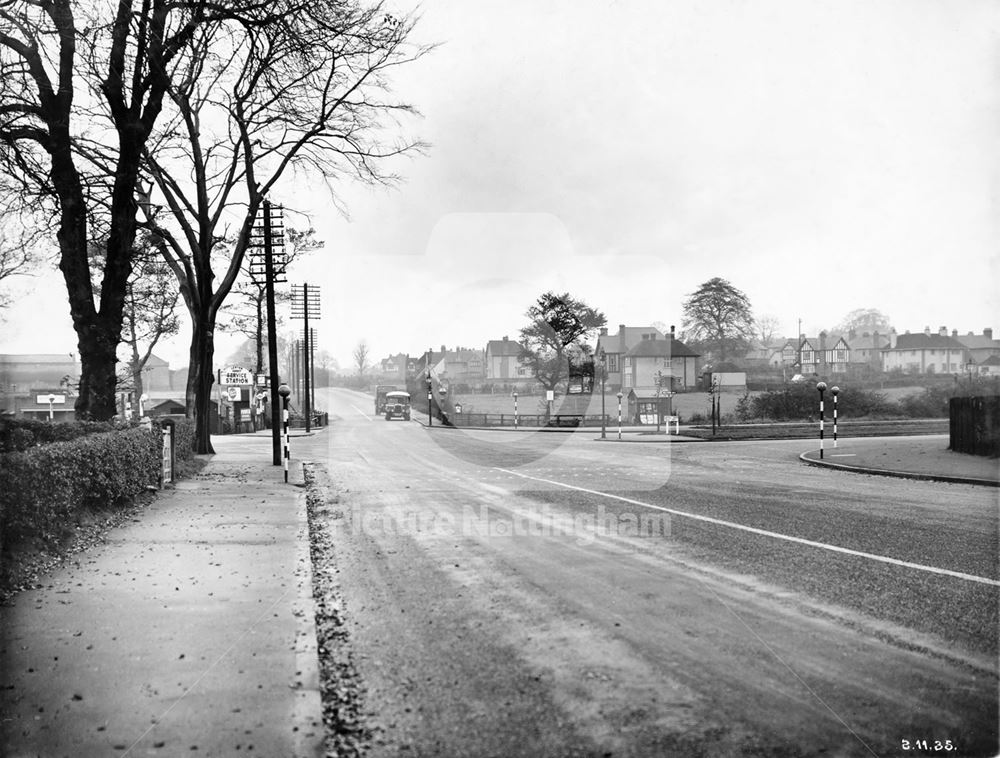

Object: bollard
[278,383,291,483]
[831,386,840,448]
[816,381,827,459]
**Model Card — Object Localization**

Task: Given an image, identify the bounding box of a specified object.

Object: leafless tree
[219,227,322,375]
[354,340,370,377]
[756,315,781,346]
[0,1,278,419]
[138,3,430,451]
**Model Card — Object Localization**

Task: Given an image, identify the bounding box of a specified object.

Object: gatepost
[161,419,175,488]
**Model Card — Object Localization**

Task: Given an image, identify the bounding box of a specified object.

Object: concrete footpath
[801,434,999,486]
[0,434,324,757]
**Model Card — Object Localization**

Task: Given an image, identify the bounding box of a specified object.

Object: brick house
[881,328,968,374]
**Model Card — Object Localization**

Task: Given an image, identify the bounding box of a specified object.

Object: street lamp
[816,381,827,459]
[277,383,291,482]
[426,374,433,428]
[830,386,840,448]
[616,391,623,441]
[966,359,975,390]
[598,347,607,439]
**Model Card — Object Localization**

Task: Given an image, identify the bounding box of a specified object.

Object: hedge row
[0,418,116,453]
[0,419,195,550]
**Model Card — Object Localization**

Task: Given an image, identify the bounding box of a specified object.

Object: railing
[445,413,611,428]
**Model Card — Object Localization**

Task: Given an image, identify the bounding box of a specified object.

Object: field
[447,385,926,422]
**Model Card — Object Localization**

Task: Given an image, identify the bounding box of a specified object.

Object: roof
[485,339,522,357]
[595,326,666,356]
[624,337,700,358]
[799,335,850,350]
[954,334,1000,350]
[980,355,1000,366]
[627,386,671,400]
[887,333,967,351]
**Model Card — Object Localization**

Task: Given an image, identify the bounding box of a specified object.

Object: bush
[0,417,116,453]
[0,427,160,549]
[899,385,952,418]
[744,383,897,422]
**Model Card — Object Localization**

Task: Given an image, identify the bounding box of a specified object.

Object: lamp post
[598,348,607,439]
[816,381,827,459]
[426,374,433,428]
[616,391,623,441]
[277,383,291,482]
[513,391,518,430]
[830,386,840,448]
[966,359,975,390]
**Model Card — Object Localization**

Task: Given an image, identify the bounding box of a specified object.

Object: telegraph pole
[249,200,287,465]
[291,284,321,432]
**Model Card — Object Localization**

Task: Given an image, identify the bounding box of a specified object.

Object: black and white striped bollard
[830,386,840,449]
[278,383,291,483]
[816,381,827,459]
[513,392,518,430]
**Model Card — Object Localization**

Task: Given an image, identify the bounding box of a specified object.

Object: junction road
[299,387,998,758]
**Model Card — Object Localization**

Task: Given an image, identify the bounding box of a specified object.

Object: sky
[2,0,998,371]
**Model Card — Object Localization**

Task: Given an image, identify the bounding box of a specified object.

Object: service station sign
[219,366,253,386]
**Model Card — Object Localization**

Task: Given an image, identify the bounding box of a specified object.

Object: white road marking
[495,468,1000,587]
[351,404,374,421]
[829,454,857,457]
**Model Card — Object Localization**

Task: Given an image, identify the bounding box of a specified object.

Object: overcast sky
[2,0,998,370]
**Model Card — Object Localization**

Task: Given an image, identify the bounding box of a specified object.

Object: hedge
[0,417,116,453]
[0,426,160,549]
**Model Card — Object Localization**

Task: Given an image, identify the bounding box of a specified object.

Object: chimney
[619,324,626,359]
[441,344,446,353]
[670,325,676,340]
[502,335,508,342]
[923,326,931,336]
[938,326,947,337]
[599,327,608,336]
[986,328,994,340]
[849,328,857,340]
[952,329,958,338]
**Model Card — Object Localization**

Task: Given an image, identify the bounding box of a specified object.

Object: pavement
[0,433,325,758]
[801,434,1000,486]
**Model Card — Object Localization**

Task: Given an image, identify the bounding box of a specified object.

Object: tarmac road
[302,387,999,758]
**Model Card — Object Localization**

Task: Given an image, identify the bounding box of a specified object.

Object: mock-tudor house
[485,336,527,381]
[954,328,1000,367]
[881,328,968,374]
[378,352,410,382]
[798,332,851,375]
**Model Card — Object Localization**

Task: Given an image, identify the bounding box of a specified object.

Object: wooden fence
[949,396,1000,457]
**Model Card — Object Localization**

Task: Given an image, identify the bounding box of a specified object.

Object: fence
[949,396,1000,457]
[446,413,612,429]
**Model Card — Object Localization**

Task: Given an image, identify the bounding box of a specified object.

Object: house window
[802,350,813,362]
[516,367,527,376]
[835,350,846,362]
[623,357,631,369]
[607,354,619,373]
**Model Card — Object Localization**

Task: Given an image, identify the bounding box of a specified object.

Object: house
[485,336,527,381]
[881,328,968,374]
[844,330,891,373]
[594,324,668,390]
[977,355,1000,377]
[0,354,80,418]
[437,346,486,384]
[798,332,851,375]
[378,352,410,382]
[619,333,701,390]
[954,328,1000,365]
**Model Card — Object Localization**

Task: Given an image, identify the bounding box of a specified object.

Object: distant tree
[681,278,756,362]
[519,292,606,394]
[0,211,45,310]
[834,308,892,335]
[120,234,181,404]
[353,341,370,377]
[219,227,323,374]
[756,315,781,345]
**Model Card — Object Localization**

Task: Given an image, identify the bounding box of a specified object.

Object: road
[299,387,999,758]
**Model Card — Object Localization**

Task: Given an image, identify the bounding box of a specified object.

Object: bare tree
[353,340,370,377]
[756,315,781,345]
[219,227,322,374]
[120,233,181,403]
[139,3,429,452]
[0,1,274,420]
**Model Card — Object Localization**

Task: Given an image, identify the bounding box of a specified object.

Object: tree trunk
[186,316,217,454]
[74,323,122,420]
